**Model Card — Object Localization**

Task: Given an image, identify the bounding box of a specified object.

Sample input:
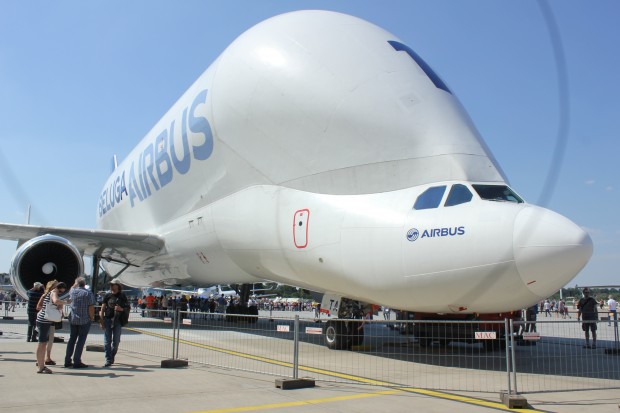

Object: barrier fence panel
[298,318,512,392]
[174,311,295,378]
[512,319,620,393]
[115,309,176,359]
[1,301,29,338]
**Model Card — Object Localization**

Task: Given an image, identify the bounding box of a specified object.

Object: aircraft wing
[0,223,165,265]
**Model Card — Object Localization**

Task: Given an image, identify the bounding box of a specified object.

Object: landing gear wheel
[324,320,349,350]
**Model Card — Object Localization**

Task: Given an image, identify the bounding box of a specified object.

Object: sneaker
[73,363,89,369]
[104,361,113,367]
[64,362,73,368]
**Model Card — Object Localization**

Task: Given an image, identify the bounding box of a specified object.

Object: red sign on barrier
[305,327,323,335]
[474,331,497,340]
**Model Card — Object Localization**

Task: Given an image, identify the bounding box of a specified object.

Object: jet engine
[10,234,83,298]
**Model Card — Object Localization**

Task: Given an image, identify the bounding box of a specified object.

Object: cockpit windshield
[472,185,524,203]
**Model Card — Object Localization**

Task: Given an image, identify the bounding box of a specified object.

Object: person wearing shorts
[35,281,67,373]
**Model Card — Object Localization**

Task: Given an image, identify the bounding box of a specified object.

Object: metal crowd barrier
[2,304,619,396]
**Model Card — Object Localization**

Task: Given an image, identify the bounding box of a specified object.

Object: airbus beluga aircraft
[1,11,591,325]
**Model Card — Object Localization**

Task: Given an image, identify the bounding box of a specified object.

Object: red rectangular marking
[293,209,310,248]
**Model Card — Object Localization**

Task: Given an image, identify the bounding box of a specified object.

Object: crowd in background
[123,293,318,317]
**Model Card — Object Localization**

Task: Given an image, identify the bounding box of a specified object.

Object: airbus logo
[407,226,465,242]
[406,228,419,242]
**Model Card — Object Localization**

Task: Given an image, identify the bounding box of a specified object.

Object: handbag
[44,300,62,323]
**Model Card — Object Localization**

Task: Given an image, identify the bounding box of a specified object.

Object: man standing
[100,279,129,367]
[608,295,618,327]
[27,282,44,342]
[64,277,95,368]
[577,288,598,349]
[145,293,155,317]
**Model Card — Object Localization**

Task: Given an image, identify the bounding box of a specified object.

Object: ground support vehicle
[412,311,523,351]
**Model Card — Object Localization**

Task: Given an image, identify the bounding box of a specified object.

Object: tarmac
[1,331,619,413]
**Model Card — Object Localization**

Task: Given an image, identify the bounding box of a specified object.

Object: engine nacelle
[10,234,83,299]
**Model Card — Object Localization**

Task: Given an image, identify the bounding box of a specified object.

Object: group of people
[26,278,130,374]
[0,290,20,312]
[133,293,247,318]
[130,293,318,318]
[540,298,571,318]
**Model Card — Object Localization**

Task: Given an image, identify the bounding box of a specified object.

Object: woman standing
[35,281,67,374]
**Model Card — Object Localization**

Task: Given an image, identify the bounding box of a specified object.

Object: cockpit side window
[472,184,524,203]
[445,184,473,207]
[413,186,447,210]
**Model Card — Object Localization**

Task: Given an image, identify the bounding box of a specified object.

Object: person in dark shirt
[577,288,598,349]
[100,279,129,367]
[27,282,44,342]
[525,304,538,333]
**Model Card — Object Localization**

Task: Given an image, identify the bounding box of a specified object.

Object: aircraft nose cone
[513,206,592,298]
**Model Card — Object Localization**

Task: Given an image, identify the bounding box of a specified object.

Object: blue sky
[0,1,618,288]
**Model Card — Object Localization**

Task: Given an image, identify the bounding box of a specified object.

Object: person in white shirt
[607,295,617,326]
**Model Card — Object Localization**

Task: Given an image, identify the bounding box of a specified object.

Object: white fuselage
[96,11,592,313]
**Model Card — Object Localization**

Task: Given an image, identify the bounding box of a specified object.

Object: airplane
[133,284,238,298]
[0,10,592,348]
[196,285,238,299]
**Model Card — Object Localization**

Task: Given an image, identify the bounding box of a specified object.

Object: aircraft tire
[324,320,348,350]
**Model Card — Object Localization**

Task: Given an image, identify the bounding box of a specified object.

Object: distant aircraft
[134,284,237,298]
[196,285,238,298]
[0,11,591,344]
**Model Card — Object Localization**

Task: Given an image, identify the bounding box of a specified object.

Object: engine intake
[10,234,83,298]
